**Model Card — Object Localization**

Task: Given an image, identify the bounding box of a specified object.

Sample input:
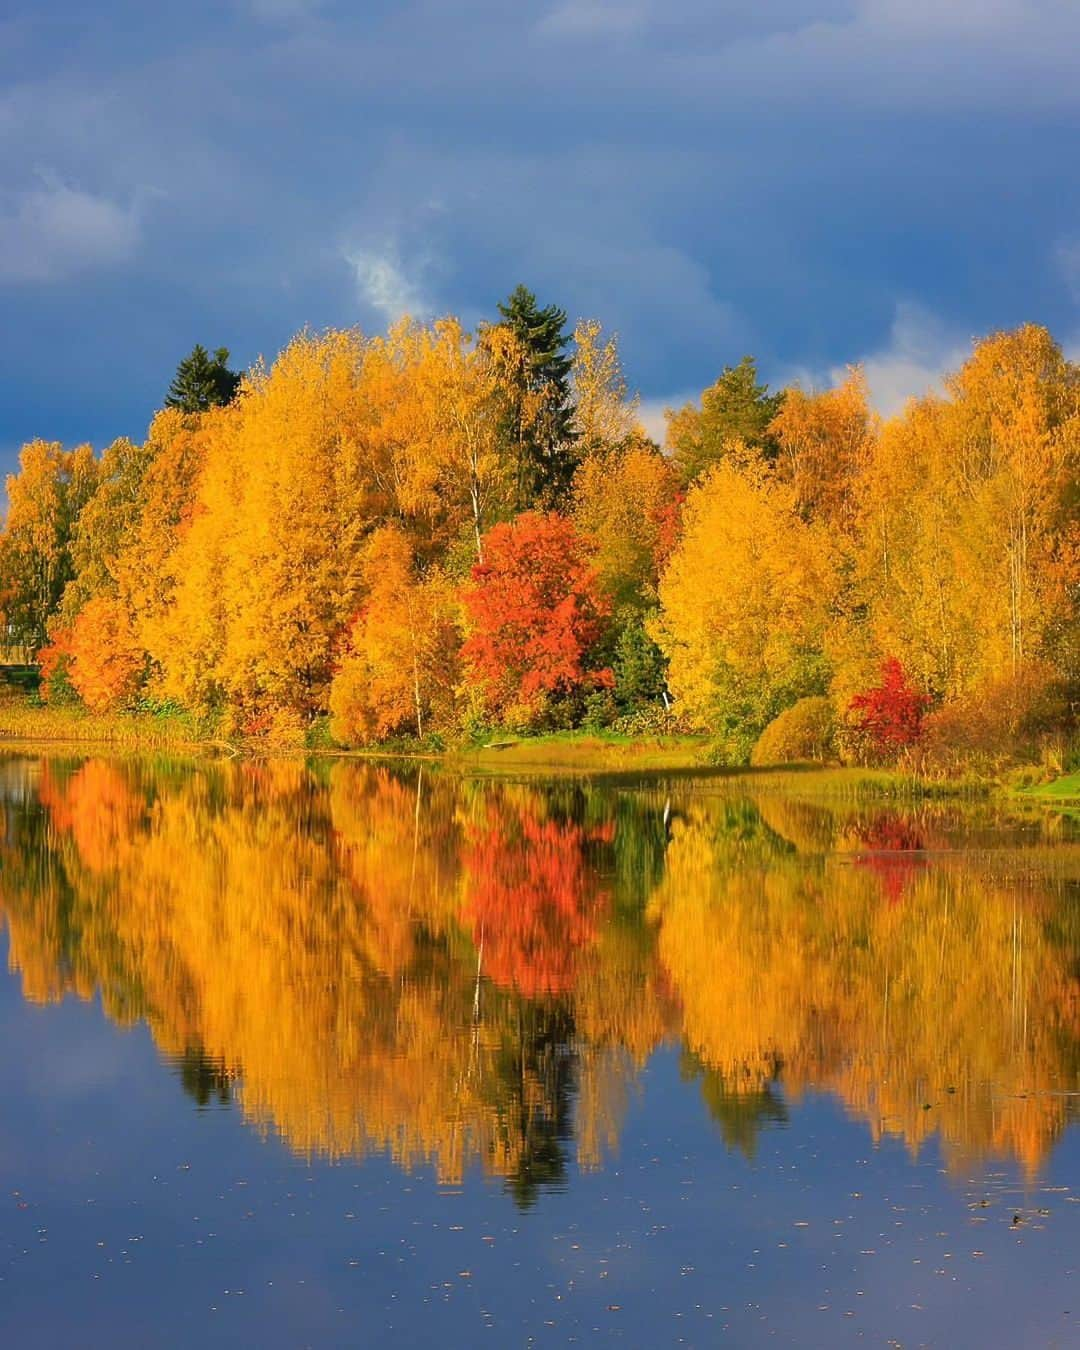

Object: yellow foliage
[329,525,460,744]
[653,457,837,736]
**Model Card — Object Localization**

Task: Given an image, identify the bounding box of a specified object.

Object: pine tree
[668,356,784,484]
[495,285,577,507]
[164,345,241,413]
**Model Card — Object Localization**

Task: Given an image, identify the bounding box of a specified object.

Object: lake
[0,755,1078,1347]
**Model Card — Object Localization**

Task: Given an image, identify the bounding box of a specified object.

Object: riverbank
[0,693,1076,800]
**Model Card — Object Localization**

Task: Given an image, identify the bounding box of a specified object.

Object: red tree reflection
[463,796,613,996]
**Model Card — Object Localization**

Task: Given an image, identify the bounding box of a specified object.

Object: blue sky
[1,0,1078,467]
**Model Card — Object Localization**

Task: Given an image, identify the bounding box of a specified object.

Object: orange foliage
[66,596,145,711]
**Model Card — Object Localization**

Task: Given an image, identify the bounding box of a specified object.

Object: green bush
[750,696,837,766]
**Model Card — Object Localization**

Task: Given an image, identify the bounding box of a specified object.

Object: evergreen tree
[495,285,577,507]
[668,355,784,484]
[164,345,241,414]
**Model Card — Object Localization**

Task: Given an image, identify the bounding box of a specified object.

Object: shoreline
[0,703,1076,801]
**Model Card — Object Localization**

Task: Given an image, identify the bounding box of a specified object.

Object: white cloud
[777,303,970,415]
[344,244,432,324]
[844,303,970,415]
[637,392,696,449]
[0,179,140,284]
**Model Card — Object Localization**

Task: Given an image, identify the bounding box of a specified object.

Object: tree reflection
[0,754,1076,1201]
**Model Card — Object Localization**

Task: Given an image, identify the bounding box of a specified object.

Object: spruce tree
[670,355,784,484]
[496,285,577,507]
[165,345,241,414]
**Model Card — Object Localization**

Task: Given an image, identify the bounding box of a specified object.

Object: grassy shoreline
[0,697,1077,800]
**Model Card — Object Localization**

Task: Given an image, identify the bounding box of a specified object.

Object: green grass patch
[1016,772,1080,801]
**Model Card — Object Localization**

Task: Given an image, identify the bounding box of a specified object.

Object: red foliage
[650,490,685,574]
[463,799,613,996]
[848,657,930,757]
[852,813,927,906]
[462,512,613,712]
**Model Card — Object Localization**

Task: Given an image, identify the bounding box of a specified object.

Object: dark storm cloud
[0,0,1077,459]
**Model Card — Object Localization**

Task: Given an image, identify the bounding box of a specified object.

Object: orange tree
[462,511,613,724]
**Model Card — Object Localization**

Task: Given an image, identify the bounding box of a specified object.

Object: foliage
[65,596,146,712]
[0,439,99,647]
[164,344,241,413]
[462,512,613,722]
[572,441,679,610]
[329,526,460,745]
[652,457,837,752]
[495,285,577,506]
[2,317,1078,769]
[666,356,784,484]
[37,628,78,704]
[845,657,930,762]
[751,696,837,766]
[612,610,668,710]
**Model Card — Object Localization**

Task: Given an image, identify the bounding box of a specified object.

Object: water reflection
[1,755,1077,1206]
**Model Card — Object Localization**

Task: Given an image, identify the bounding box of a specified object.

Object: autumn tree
[571,319,641,454]
[60,437,153,623]
[0,440,99,647]
[462,512,612,724]
[329,525,459,743]
[848,326,1080,711]
[845,657,930,761]
[63,596,146,712]
[652,456,838,758]
[769,367,875,529]
[572,440,679,610]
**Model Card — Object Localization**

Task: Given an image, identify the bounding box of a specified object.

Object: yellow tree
[329,525,460,743]
[652,455,837,756]
[769,368,875,530]
[572,440,678,609]
[0,440,99,647]
[571,319,641,454]
[61,437,152,623]
[849,326,1080,719]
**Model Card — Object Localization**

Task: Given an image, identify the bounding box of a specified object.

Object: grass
[449,729,713,774]
[0,690,1067,806]
[0,691,210,752]
[1016,771,1080,801]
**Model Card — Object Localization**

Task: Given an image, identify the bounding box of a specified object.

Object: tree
[164,344,241,413]
[846,657,931,760]
[666,357,784,485]
[329,526,459,744]
[495,285,577,507]
[769,368,874,529]
[572,441,679,610]
[55,596,145,712]
[571,319,640,454]
[462,512,612,721]
[0,440,99,648]
[652,456,837,758]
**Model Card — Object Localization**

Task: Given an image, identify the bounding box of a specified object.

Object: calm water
[0,756,1078,1348]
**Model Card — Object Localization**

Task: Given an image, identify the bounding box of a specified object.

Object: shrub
[751,696,837,766]
[916,665,1069,775]
[844,657,929,763]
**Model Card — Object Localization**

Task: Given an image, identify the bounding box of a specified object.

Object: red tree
[848,657,930,757]
[462,512,613,714]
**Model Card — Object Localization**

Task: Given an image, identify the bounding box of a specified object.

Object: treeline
[1,291,1078,767]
